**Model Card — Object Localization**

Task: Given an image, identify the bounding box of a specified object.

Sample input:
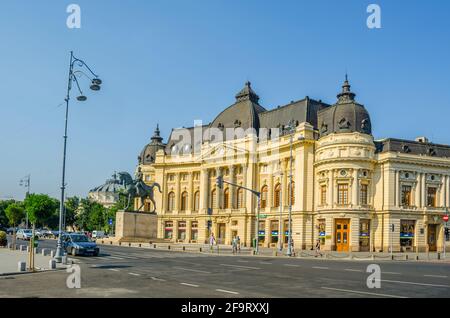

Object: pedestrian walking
[315,239,323,257]
[209,233,216,252]
[232,236,237,254]
[236,235,241,253]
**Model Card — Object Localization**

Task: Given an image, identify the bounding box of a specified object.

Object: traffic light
[216,176,223,189]
[207,220,212,229]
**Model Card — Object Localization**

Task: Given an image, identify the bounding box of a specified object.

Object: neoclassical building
[137,79,450,252]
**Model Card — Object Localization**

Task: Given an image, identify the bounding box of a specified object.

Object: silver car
[16,229,33,240]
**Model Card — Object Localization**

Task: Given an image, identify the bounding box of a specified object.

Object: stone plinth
[115,210,157,241]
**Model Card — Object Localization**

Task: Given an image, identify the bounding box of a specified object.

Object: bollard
[128,243,131,247]
[273,250,278,257]
[42,249,46,256]
[199,247,202,252]
[62,255,67,265]
[110,241,112,245]
[182,246,185,251]
[371,254,375,260]
[18,261,26,272]
[101,240,104,244]
[438,252,441,260]
[50,250,55,258]
[7,242,11,249]
[139,244,142,248]
[49,259,56,270]
[168,245,171,250]
[405,255,408,260]
[153,244,156,248]
[416,255,419,261]
[26,246,30,253]
[119,242,122,246]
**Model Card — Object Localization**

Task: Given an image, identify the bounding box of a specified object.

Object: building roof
[317,76,372,137]
[89,172,132,193]
[139,124,166,164]
[375,138,450,158]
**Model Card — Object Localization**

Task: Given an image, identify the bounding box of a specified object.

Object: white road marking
[220,264,261,270]
[104,256,124,260]
[383,272,401,275]
[313,266,329,270]
[151,277,166,282]
[173,267,211,274]
[237,260,249,263]
[128,272,141,276]
[180,283,199,288]
[381,279,450,288]
[321,287,407,298]
[345,269,363,272]
[216,289,239,295]
[424,275,448,278]
[260,262,272,265]
[108,269,120,272]
[283,264,300,267]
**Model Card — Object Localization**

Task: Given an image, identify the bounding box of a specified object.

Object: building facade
[137,79,450,252]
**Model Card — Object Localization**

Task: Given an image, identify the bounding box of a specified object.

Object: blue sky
[0,0,449,200]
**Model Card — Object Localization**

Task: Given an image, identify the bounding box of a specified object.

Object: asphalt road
[3,238,450,298]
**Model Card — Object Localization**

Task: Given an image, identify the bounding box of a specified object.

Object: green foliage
[24,194,58,226]
[5,202,25,227]
[0,230,6,240]
[65,196,79,227]
[0,200,16,227]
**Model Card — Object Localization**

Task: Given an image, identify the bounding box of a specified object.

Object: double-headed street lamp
[54,52,102,263]
[19,175,31,228]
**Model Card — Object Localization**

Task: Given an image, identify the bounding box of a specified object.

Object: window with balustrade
[167,192,175,212]
[320,185,327,206]
[427,187,437,207]
[360,184,368,205]
[401,185,412,206]
[274,183,281,207]
[260,185,268,209]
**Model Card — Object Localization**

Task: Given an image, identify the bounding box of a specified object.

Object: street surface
[2,238,450,298]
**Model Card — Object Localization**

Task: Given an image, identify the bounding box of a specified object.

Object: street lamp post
[274,170,284,251]
[19,175,31,228]
[54,51,102,263]
[284,120,297,257]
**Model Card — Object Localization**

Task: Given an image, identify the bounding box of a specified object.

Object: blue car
[63,234,99,256]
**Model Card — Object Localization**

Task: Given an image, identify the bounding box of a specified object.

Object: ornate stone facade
[137,79,450,252]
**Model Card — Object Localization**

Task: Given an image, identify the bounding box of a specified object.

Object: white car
[92,230,106,239]
[16,229,33,240]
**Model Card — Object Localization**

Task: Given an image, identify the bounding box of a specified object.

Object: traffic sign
[108,218,113,225]
[443,215,449,222]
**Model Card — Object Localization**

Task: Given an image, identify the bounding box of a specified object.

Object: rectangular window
[427,187,437,207]
[320,185,327,205]
[258,221,266,244]
[338,184,348,205]
[401,185,412,206]
[360,184,368,205]
[191,221,198,241]
[400,220,415,248]
[178,221,186,240]
[164,221,173,239]
[270,220,279,243]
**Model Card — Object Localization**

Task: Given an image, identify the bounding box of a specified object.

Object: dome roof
[317,77,372,137]
[139,124,166,164]
[209,81,266,134]
[89,172,133,193]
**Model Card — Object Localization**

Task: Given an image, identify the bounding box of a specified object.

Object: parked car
[16,229,33,240]
[6,227,18,235]
[63,234,99,256]
[92,230,106,239]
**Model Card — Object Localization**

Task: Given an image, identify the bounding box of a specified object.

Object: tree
[23,194,58,228]
[64,196,80,229]
[0,200,16,228]
[5,202,25,248]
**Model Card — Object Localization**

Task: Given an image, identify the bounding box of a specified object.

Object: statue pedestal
[115,210,157,242]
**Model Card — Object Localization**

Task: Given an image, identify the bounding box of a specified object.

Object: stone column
[229,165,236,209]
[282,159,288,207]
[352,169,359,206]
[216,167,222,209]
[329,169,334,208]
[188,172,194,213]
[395,170,400,207]
[175,173,181,213]
[422,173,426,208]
[200,169,209,214]
[267,166,274,209]
[242,164,248,207]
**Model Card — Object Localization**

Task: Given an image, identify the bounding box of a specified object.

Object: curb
[0,267,66,277]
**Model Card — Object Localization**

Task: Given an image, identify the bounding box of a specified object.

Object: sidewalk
[0,247,56,275]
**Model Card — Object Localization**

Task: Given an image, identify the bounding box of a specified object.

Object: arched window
[180,191,188,211]
[237,188,244,208]
[260,185,268,209]
[289,181,295,205]
[167,192,175,212]
[224,188,230,209]
[193,191,200,212]
[274,183,281,207]
[211,189,217,209]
